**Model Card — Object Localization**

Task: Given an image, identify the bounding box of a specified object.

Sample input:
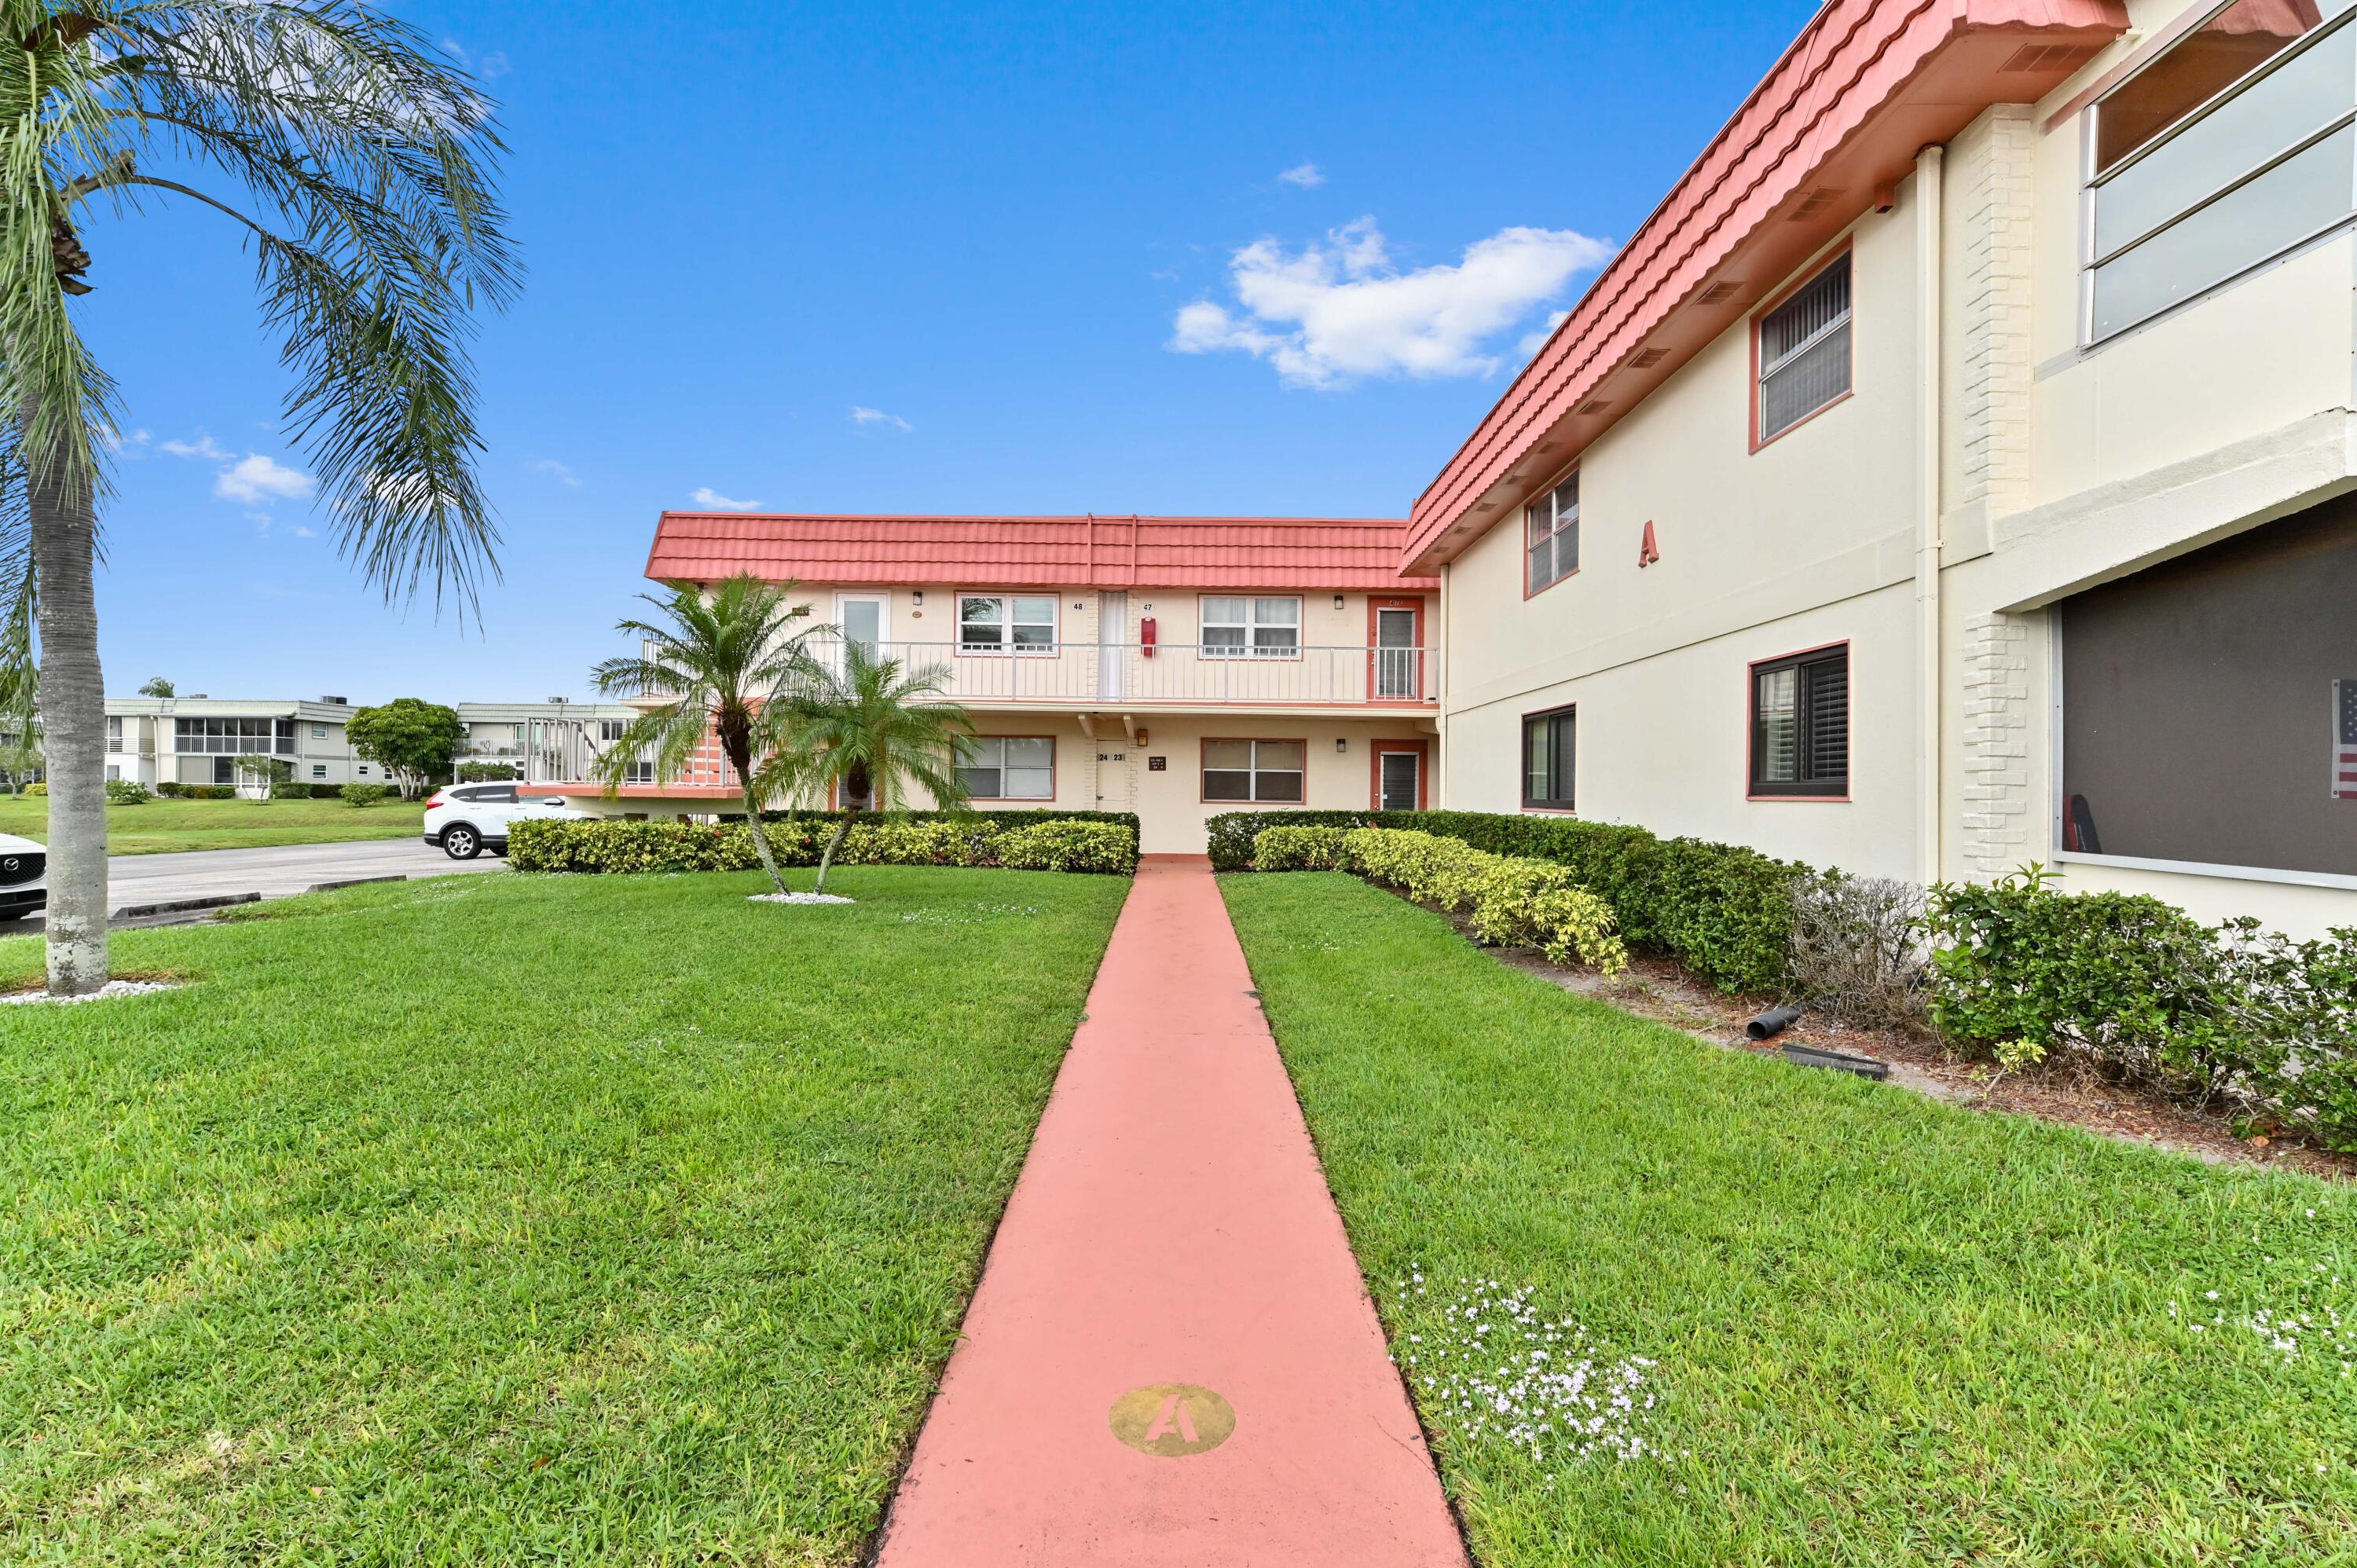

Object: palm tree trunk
[738,776,791,895]
[813,811,853,895]
[26,427,108,995]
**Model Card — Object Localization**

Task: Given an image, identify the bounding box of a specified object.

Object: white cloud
[691,486,761,510]
[442,37,510,78]
[1276,162,1325,189]
[849,405,912,432]
[214,453,314,504]
[159,433,229,460]
[533,458,582,488]
[1519,308,1572,357]
[1168,216,1614,388]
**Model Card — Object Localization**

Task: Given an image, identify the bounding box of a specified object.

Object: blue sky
[75,0,1816,703]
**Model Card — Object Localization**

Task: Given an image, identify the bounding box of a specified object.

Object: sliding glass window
[2088,0,2357,341]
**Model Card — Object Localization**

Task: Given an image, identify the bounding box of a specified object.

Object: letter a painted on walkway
[1107,1382,1235,1457]
[1144,1393,1199,1445]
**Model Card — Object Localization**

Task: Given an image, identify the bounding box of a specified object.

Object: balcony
[792,637,1436,710]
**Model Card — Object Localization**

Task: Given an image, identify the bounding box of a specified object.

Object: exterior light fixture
[911,590,924,605]
[1333,594,1346,610]
[1336,737,1348,753]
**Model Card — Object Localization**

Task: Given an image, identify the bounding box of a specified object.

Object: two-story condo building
[1406,0,2356,937]
[104,695,379,789]
[565,512,1437,852]
[579,0,2354,927]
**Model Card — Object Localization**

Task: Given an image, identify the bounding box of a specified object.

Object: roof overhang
[1402,0,2128,577]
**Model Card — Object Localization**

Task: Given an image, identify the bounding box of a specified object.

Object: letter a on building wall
[1637,518,1661,568]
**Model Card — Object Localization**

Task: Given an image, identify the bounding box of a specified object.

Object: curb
[110,892,262,919]
[305,875,408,894]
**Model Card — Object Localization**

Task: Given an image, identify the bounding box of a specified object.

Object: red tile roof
[1403,0,2128,574]
[645,512,1436,591]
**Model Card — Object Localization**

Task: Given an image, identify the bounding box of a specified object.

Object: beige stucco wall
[1435,64,2357,936]
[586,710,1436,855]
[1439,189,1926,877]
[805,584,1432,709]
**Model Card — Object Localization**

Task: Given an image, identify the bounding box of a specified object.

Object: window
[106,764,119,782]
[1201,739,1306,802]
[512,724,525,741]
[311,764,326,779]
[599,720,625,742]
[1522,705,1576,810]
[1750,646,1849,797]
[2088,2,2357,341]
[959,595,1058,654]
[955,735,1054,800]
[106,716,123,750]
[311,724,328,739]
[624,760,655,785]
[1200,596,1302,657]
[1525,473,1580,593]
[1756,253,1852,442]
[357,765,368,777]
[174,716,295,754]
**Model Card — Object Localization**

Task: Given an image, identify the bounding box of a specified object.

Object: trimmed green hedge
[750,807,1142,834]
[1211,808,1805,995]
[508,815,1138,877]
[1929,866,2357,1149]
[1262,826,1628,973]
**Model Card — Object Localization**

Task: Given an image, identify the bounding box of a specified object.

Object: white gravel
[747,892,856,906]
[1,978,183,1006]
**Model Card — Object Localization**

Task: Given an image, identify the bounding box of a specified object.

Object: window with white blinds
[1750,647,1849,797]
[1756,255,1852,441]
[2087,0,2357,342]
[955,735,1054,800]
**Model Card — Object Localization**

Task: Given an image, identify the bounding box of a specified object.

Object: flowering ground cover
[0,866,1126,1564]
[1221,870,2357,1567]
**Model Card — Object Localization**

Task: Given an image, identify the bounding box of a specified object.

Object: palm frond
[13,1,522,610]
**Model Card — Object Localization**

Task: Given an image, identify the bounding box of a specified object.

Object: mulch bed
[1407,894,2356,1182]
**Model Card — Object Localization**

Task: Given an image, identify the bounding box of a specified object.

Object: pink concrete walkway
[875,855,1467,1567]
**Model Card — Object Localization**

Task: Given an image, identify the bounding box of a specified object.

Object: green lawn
[1222,872,2357,1568]
[0,794,424,855]
[0,866,1127,1564]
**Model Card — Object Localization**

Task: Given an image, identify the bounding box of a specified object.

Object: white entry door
[1376,748,1422,811]
[1098,591,1127,701]
[835,594,889,667]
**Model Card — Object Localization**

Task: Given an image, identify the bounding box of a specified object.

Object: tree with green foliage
[346,698,464,800]
[134,676,172,698]
[591,575,825,897]
[0,2,517,994]
[761,643,973,896]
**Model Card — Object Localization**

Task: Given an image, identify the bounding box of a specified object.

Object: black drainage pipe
[1744,1003,1805,1041]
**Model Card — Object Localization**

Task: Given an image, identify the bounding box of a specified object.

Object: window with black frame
[1750,647,1848,797]
[1522,705,1575,809]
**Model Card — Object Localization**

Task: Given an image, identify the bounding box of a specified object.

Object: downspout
[1913,144,1945,888]
[1433,561,1449,808]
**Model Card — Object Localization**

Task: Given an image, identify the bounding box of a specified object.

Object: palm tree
[2,3,516,993]
[761,643,974,896]
[590,575,823,897]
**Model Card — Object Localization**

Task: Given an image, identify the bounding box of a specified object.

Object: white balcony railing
[780,638,1435,707]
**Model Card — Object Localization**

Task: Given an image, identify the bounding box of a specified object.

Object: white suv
[0,831,43,921]
[421,783,589,859]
